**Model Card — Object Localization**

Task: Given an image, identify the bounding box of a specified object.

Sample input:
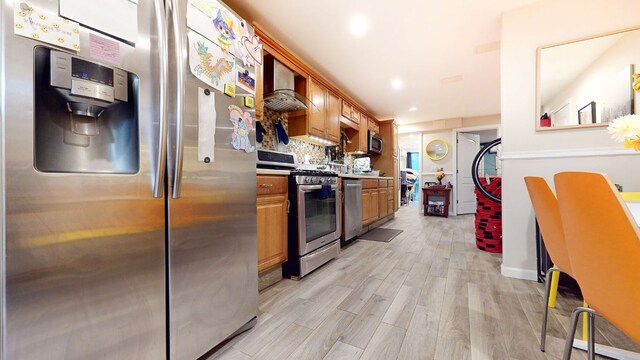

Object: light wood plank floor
[208,204,640,360]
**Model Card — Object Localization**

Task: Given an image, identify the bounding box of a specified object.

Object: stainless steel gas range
[283,169,341,279]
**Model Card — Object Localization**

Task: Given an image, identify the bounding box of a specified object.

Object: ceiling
[225,0,539,124]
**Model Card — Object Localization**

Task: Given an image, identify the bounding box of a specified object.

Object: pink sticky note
[89,33,120,65]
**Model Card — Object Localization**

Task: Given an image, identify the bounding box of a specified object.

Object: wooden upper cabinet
[307,77,326,138]
[341,100,352,119]
[359,114,368,153]
[326,91,341,143]
[255,62,264,120]
[352,109,361,125]
[368,118,380,133]
[392,121,398,157]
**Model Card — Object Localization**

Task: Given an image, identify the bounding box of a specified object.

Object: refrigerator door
[167,1,258,359]
[1,0,167,359]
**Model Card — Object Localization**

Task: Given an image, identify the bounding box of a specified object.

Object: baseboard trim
[501,264,538,281]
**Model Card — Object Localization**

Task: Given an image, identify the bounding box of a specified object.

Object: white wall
[501,0,640,280]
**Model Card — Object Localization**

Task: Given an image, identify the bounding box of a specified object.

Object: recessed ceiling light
[349,15,368,38]
[409,106,417,112]
[391,78,403,90]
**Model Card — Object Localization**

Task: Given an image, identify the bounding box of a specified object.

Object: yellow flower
[624,138,640,151]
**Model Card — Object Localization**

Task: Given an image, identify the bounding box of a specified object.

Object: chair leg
[587,312,595,360]
[541,267,560,351]
[563,307,597,360]
[549,267,560,308]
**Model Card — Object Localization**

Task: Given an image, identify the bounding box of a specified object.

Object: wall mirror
[426,139,448,160]
[536,27,640,131]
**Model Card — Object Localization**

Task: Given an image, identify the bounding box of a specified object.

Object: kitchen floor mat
[358,228,403,243]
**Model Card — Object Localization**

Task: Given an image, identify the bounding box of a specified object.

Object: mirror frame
[535,26,640,132]
[425,139,448,161]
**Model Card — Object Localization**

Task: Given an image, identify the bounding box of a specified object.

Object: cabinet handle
[260,183,273,188]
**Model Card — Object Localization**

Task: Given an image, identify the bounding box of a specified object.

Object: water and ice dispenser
[34,46,139,173]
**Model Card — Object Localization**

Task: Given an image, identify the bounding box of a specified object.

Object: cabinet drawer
[362,179,379,189]
[256,176,288,195]
[378,180,387,188]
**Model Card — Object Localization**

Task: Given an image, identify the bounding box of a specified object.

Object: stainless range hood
[263,57,317,113]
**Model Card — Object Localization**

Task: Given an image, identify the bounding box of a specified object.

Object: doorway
[398,134,421,206]
[456,129,499,215]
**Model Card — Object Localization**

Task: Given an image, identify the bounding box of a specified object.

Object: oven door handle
[298,184,338,191]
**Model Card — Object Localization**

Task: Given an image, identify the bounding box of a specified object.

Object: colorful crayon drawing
[235,18,262,67]
[194,41,233,80]
[188,32,236,92]
[229,105,255,153]
[188,0,241,54]
[213,9,235,50]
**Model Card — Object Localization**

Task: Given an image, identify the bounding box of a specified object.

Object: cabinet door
[341,100,352,118]
[392,122,398,157]
[257,194,288,272]
[308,77,326,138]
[371,189,379,221]
[359,114,368,153]
[352,110,361,126]
[326,91,341,143]
[255,62,264,120]
[379,187,388,218]
[362,189,371,223]
[393,157,399,211]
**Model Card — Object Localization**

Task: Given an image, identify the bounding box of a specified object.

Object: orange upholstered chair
[555,172,640,360]
[524,177,574,352]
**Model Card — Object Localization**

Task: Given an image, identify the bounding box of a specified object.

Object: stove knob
[312,177,319,184]
[320,178,326,184]
[305,177,311,184]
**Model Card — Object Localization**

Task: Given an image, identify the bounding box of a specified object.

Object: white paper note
[198,88,216,163]
[60,0,138,44]
[13,2,80,51]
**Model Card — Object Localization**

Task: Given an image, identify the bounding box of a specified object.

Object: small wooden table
[422,186,452,218]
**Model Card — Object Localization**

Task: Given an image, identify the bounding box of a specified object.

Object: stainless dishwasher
[342,179,363,246]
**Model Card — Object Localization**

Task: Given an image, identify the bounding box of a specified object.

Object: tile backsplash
[258,109,328,164]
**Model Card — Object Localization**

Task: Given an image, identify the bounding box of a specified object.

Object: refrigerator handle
[152,0,169,198]
[170,0,185,199]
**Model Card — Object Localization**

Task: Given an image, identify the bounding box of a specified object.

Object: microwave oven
[368,131,382,154]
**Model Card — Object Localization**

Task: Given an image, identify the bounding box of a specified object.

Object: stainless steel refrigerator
[0,0,258,359]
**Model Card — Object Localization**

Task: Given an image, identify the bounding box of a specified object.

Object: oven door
[297,184,340,255]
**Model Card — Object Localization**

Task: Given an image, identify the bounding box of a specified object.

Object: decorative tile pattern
[258,109,328,163]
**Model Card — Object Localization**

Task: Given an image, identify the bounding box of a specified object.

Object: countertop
[339,174,393,180]
[256,169,291,176]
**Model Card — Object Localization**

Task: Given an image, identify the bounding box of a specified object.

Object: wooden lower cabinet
[257,176,288,273]
[370,189,379,222]
[362,189,371,223]
[379,187,388,218]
